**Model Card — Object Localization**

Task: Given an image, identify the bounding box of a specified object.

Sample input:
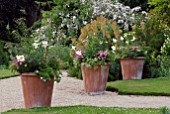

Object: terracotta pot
[81,63,110,95]
[120,57,145,80]
[21,73,54,108]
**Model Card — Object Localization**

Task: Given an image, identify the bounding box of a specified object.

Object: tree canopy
[0,0,50,42]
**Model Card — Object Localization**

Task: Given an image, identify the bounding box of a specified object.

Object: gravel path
[1,70,170,112]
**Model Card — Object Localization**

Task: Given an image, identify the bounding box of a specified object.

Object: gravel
[1,70,170,112]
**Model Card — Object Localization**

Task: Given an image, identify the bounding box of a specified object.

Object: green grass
[107,77,170,96]
[2,106,160,114]
[0,69,19,79]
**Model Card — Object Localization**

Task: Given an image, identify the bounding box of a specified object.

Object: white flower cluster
[33,40,48,49]
[92,0,148,28]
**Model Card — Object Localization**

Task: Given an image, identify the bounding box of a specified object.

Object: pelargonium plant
[10,37,61,82]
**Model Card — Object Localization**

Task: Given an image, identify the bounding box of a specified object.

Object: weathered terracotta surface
[120,57,145,80]
[81,63,110,95]
[21,73,54,108]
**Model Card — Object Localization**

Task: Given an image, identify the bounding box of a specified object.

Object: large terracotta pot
[81,63,110,95]
[21,73,54,108]
[120,57,145,80]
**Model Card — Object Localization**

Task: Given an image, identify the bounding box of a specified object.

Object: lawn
[0,69,19,79]
[107,77,170,96]
[2,106,160,114]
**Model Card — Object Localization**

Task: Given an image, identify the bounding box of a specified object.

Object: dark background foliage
[0,0,52,42]
[118,0,149,11]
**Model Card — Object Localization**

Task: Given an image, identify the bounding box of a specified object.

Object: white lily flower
[36,70,39,73]
[33,42,39,49]
[83,21,87,25]
[126,41,129,44]
[76,50,82,56]
[120,36,124,41]
[111,46,116,51]
[16,55,25,62]
[113,39,117,43]
[99,41,103,44]
[73,16,76,20]
[72,46,76,50]
[42,41,48,48]
[131,37,136,41]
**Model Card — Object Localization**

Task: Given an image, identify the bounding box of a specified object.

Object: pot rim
[81,62,110,66]
[120,57,145,60]
[21,72,37,77]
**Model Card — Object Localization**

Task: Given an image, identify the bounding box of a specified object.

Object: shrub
[108,59,122,81]
[157,32,170,77]
[0,40,10,66]
[68,64,82,79]
[55,45,72,69]
[133,17,169,78]
[160,107,170,114]
[42,0,93,45]
[149,0,170,26]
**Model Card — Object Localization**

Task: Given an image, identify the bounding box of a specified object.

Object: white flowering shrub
[92,0,148,29]
[41,0,94,45]
[36,0,148,45]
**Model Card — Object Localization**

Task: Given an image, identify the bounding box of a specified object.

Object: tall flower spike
[114,29,122,39]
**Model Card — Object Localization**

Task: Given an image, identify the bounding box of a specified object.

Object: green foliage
[107,77,170,96]
[68,65,82,79]
[55,45,72,69]
[157,32,170,77]
[0,40,10,66]
[149,0,170,26]
[108,59,122,81]
[133,18,168,78]
[0,0,52,42]
[160,107,170,114]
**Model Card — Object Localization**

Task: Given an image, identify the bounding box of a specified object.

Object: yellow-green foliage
[149,0,170,26]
